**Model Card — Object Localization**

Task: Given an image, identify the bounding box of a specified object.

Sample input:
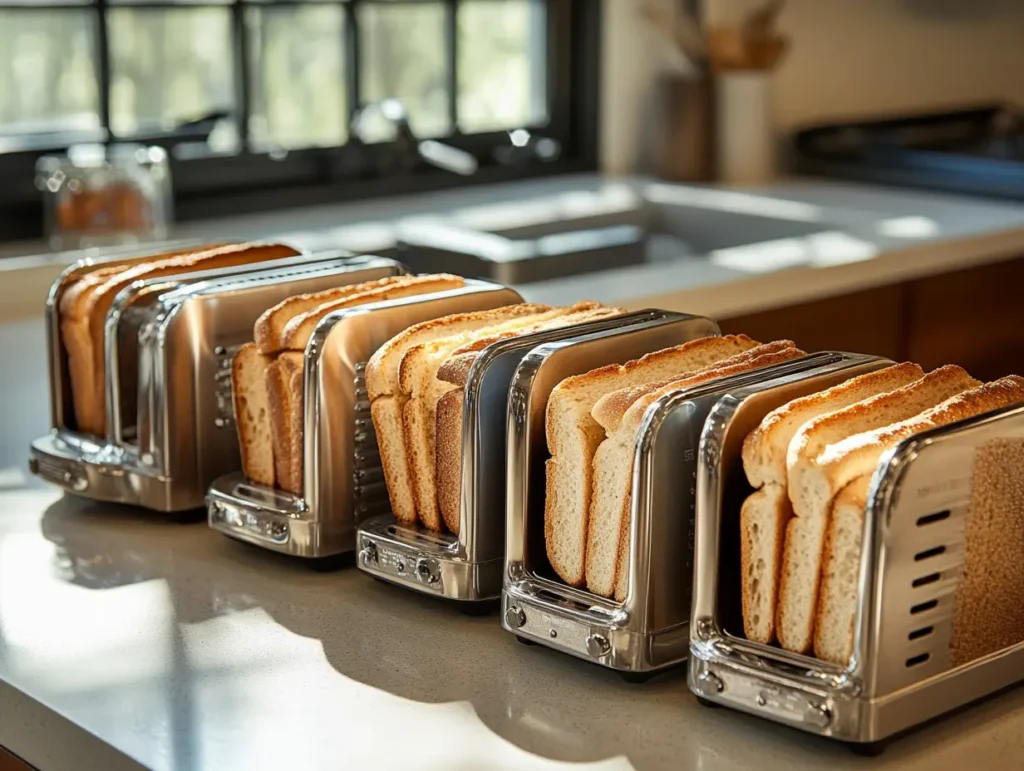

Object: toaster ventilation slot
[914,545,946,561]
[908,625,934,641]
[916,510,950,527]
[911,572,942,588]
[911,599,939,615]
[905,653,931,668]
[352,362,390,519]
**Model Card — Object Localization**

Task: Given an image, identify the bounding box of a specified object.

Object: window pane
[0,10,100,141]
[108,8,236,150]
[458,0,547,133]
[359,2,450,140]
[247,5,347,150]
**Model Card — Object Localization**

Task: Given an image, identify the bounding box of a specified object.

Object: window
[0,0,600,241]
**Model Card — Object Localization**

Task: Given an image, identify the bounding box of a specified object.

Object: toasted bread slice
[265,352,306,495]
[63,243,299,437]
[280,274,466,354]
[254,276,408,355]
[544,334,758,587]
[777,366,982,653]
[951,437,1024,667]
[366,303,551,525]
[812,475,872,664]
[432,304,622,534]
[741,363,925,490]
[737,362,924,644]
[232,343,276,486]
[602,344,807,601]
[400,304,601,531]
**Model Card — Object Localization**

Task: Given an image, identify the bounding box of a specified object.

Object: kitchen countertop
[2,485,1024,771]
[3,175,1024,324]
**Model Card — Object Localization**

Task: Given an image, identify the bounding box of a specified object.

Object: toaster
[207,279,523,560]
[355,310,698,610]
[690,364,1024,751]
[29,245,403,511]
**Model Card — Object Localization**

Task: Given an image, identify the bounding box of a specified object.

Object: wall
[601,0,1024,175]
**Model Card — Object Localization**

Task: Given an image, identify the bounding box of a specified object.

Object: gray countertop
[3,175,1024,324]
[2,325,1024,771]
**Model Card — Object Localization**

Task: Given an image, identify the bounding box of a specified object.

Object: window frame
[0,0,601,242]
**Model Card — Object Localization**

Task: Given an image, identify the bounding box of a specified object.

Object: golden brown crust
[265,358,294,494]
[277,352,306,495]
[281,274,467,353]
[231,342,275,487]
[253,276,406,355]
[435,389,465,534]
[371,397,418,524]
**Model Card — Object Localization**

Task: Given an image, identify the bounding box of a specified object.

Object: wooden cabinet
[719,255,1024,379]
[0,746,34,771]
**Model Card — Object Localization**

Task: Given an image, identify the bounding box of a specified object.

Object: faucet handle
[494,129,562,168]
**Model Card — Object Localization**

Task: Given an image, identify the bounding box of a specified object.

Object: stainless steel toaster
[207,279,523,559]
[355,310,693,609]
[29,246,404,511]
[689,363,1024,751]
[501,314,807,677]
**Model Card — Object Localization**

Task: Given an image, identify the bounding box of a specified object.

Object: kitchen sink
[394,182,834,283]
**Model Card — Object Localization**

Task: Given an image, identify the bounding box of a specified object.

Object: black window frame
[0,0,601,242]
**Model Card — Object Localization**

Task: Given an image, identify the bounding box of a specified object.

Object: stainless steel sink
[394,182,834,283]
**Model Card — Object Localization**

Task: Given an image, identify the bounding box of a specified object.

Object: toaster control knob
[505,606,526,629]
[416,557,440,584]
[360,541,378,567]
[586,634,611,658]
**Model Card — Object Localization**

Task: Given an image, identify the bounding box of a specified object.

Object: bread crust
[435,388,465,534]
[231,342,276,487]
[281,275,466,353]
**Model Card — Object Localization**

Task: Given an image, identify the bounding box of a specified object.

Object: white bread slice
[253,276,408,355]
[400,304,601,531]
[741,483,794,642]
[280,274,465,354]
[366,304,552,525]
[265,352,305,495]
[544,334,757,587]
[778,375,1024,653]
[951,437,1024,667]
[813,475,872,664]
[742,363,925,490]
[777,366,979,654]
[604,344,808,601]
[232,343,276,486]
[432,304,622,534]
[738,362,924,644]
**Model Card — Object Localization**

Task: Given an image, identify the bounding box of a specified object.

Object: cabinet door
[0,746,35,771]
[718,284,904,361]
[906,256,1024,381]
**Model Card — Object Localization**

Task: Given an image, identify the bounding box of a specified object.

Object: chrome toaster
[355,310,687,609]
[689,362,1024,751]
[502,313,787,677]
[29,246,403,511]
[207,279,523,560]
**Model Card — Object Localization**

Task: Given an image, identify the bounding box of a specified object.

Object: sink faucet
[348,99,479,177]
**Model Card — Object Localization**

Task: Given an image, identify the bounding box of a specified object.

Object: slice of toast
[279,274,466,354]
[265,352,306,495]
[544,334,756,587]
[812,475,872,664]
[777,365,981,653]
[432,304,622,534]
[779,375,1024,654]
[253,276,408,355]
[366,303,552,524]
[231,343,276,486]
[603,344,808,601]
[399,304,601,531]
[66,243,299,436]
[737,362,924,644]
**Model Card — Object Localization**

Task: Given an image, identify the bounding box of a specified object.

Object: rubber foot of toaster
[695,696,721,709]
[847,741,887,757]
[516,636,539,646]
[619,671,657,684]
[307,553,355,572]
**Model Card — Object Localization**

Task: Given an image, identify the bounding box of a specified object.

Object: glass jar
[36,143,173,250]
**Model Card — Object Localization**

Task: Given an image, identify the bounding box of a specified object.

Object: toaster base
[207,472,351,559]
[356,514,502,602]
[29,432,198,512]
